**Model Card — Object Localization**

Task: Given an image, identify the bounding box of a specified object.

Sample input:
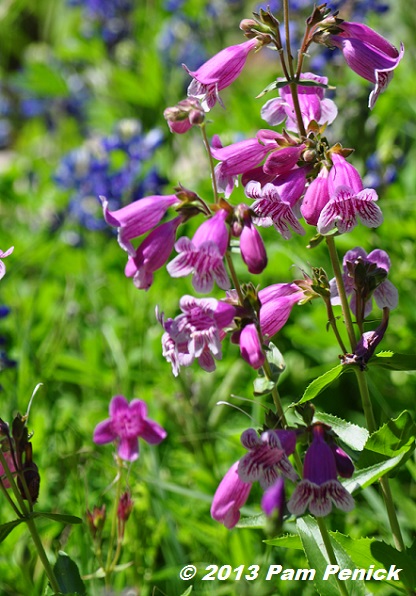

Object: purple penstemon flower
[245,180,305,240]
[287,424,354,517]
[232,323,265,370]
[184,38,258,110]
[261,73,338,132]
[211,461,252,529]
[329,22,404,109]
[93,395,167,462]
[316,154,383,234]
[157,295,236,376]
[238,428,298,488]
[167,209,230,293]
[124,216,183,290]
[330,246,398,318]
[101,194,180,255]
[258,282,305,339]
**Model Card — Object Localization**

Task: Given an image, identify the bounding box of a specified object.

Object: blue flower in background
[67,0,134,46]
[55,119,167,231]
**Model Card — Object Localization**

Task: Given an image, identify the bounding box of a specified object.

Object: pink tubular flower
[93,395,167,462]
[261,73,338,132]
[157,296,236,376]
[184,38,258,110]
[287,425,354,517]
[317,154,382,235]
[239,218,267,275]
[238,428,298,488]
[258,283,304,338]
[329,22,404,109]
[262,477,285,518]
[125,216,183,290]
[101,194,180,255]
[236,323,265,370]
[211,133,278,198]
[211,461,252,529]
[301,167,330,226]
[0,450,15,489]
[0,247,14,280]
[245,181,305,239]
[167,210,230,293]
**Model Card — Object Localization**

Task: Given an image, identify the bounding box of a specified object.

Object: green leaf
[296,517,366,595]
[256,80,279,98]
[313,412,369,451]
[369,351,416,371]
[297,365,348,404]
[331,533,416,591]
[265,533,303,550]
[358,411,416,469]
[0,519,24,543]
[32,512,83,525]
[180,588,193,596]
[53,551,86,596]
[343,453,408,491]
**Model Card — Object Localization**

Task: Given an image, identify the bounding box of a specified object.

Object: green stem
[317,517,349,596]
[225,251,245,305]
[354,368,405,552]
[324,297,348,354]
[200,123,219,203]
[104,463,123,587]
[25,515,61,594]
[0,476,22,517]
[326,236,357,351]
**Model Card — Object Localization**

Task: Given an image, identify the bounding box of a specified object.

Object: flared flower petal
[317,186,383,235]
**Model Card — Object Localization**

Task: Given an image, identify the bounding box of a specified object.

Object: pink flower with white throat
[167,209,230,293]
[329,22,404,109]
[261,73,338,132]
[157,296,236,376]
[184,38,258,110]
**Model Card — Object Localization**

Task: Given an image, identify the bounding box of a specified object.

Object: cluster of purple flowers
[55,119,166,230]
[67,0,134,47]
[211,423,355,528]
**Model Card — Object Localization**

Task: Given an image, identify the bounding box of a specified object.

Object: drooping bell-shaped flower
[238,428,298,489]
[301,167,330,226]
[287,424,354,517]
[184,38,258,110]
[167,210,230,293]
[258,283,304,339]
[329,22,404,109]
[245,181,305,240]
[101,194,180,255]
[211,461,252,529]
[235,323,265,370]
[125,216,183,290]
[317,155,382,235]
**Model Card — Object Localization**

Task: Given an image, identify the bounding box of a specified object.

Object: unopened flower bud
[117,491,134,523]
[86,505,106,539]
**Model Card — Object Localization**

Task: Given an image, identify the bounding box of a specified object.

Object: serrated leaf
[331,532,416,590]
[53,552,86,596]
[369,351,416,371]
[265,533,303,550]
[296,517,366,596]
[236,513,266,528]
[297,365,347,404]
[32,512,83,525]
[343,453,406,492]
[0,519,24,543]
[358,411,416,469]
[313,412,369,451]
